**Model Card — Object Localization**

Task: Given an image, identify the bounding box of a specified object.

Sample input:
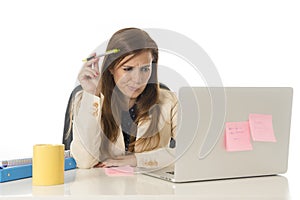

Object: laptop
[143,87,293,182]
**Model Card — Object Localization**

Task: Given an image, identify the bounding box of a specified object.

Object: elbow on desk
[74,157,98,169]
[70,146,99,169]
[73,155,99,169]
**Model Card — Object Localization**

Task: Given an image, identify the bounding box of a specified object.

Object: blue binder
[0,157,76,183]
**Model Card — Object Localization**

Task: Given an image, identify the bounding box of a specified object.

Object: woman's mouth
[128,86,139,92]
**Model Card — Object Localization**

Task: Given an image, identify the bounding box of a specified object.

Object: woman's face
[111,51,153,99]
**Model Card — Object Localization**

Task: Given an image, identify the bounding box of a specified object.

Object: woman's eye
[141,67,150,72]
[123,67,133,71]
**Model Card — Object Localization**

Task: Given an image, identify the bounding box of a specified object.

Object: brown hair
[97,28,161,153]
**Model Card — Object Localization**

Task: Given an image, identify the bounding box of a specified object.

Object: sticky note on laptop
[249,114,276,142]
[225,121,253,152]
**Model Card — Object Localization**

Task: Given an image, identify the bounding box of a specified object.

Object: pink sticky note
[104,165,134,176]
[225,121,253,152]
[249,114,276,142]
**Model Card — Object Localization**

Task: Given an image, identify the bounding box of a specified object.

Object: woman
[70,28,178,169]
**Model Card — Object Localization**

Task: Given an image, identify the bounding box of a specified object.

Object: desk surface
[0,168,290,199]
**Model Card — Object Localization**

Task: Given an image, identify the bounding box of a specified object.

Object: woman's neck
[119,95,136,110]
[129,98,136,108]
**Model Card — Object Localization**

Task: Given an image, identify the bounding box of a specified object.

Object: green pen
[82,48,120,62]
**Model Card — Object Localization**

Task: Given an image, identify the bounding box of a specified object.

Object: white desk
[0,168,290,199]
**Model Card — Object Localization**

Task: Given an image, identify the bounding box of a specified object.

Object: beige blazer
[70,89,178,169]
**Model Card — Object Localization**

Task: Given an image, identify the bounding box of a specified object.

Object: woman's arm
[70,91,102,168]
[135,91,178,168]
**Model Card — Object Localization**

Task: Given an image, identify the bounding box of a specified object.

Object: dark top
[120,103,176,152]
[121,104,137,152]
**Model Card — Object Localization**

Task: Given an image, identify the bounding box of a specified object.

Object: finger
[78,70,96,81]
[102,160,120,167]
[83,66,99,77]
[84,57,97,68]
[94,57,100,72]
[94,162,105,168]
[103,163,118,168]
[87,52,96,64]
[86,52,96,62]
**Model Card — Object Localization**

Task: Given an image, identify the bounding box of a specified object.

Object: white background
[0,0,299,198]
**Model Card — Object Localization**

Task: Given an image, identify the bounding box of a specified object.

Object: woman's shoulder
[158,88,178,105]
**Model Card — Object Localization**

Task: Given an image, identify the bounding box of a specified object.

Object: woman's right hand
[78,53,100,95]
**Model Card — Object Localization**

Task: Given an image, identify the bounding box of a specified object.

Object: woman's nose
[130,69,144,84]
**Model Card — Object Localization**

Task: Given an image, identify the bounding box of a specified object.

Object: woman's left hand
[99,154,137,168]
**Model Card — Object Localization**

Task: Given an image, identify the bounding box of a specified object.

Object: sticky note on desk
[104,165,134,176]
[225,121,253,152]
[249,114,276,142]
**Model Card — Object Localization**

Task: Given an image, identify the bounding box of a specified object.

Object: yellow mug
[32,144,64,186]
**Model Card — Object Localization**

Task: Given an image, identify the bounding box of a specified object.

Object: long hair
[97,28,161,153]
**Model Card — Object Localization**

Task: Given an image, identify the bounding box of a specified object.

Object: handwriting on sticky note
[225,121,253,152]
[104,165,134,176]
[249,114,276,142]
